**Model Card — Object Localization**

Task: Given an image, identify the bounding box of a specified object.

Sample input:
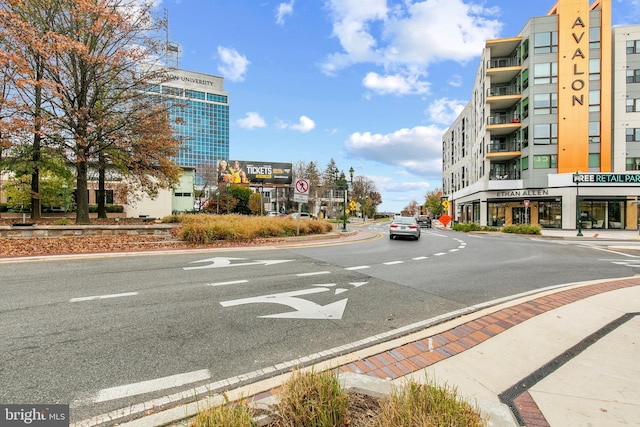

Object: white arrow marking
[220,288,348,320]
[184,257,292,270]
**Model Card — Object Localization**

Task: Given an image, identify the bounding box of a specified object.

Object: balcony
[487,85,521,109]
[487,140,522,161]
[489,171,521,181]
[487,114,521,135]
[487,57,521,84]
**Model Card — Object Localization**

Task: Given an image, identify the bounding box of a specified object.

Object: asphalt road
[1,225,638,425]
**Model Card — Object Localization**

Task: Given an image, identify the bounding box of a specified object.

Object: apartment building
[442,0,640,230]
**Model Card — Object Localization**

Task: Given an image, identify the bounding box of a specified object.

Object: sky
[160,0,639,213]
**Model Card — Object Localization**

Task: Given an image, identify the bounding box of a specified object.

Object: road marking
[93,369,211,403]
[208,280,249,287]
[383,261,404,265]
[413,256,428,260]
[434,252,447,256]
[296,271,331,277]
[220,287,348,319]
[70,292,138,302]
[184,257,292,270]
[345,265,370,270]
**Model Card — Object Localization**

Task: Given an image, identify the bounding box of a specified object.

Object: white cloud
[363,71,429,95]
[322,0,503,96]
[237,112,266,129]
[284,115,316,132]
[345,125,444,177]
[217,46,250,82]
[426,98,467,124]
[276,1,295,25]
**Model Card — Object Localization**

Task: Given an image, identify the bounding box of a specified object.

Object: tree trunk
[97,151,107,219]
[75,160,90,224]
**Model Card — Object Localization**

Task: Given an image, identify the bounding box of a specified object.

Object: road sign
[294,179,309,195]
[349,200,356,210]
[524,199,530,208]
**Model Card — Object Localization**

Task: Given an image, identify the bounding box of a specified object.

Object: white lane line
[449,249,459,252]
[93,369,211,403]
[296,271,331,277]
[208,280,249,287]
[413,256,428,260]
[69,292,138,302]
[345,266,370,270]
[383,261,404,265]
[433,252,447,256]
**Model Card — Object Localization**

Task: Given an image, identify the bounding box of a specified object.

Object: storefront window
[538,201,561,228]
[488,203,506,226]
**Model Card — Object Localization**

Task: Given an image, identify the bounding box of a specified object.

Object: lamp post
[226,182,230,214]
[62,182,68,218]
[334,167,354,232]
[574,171,583,236]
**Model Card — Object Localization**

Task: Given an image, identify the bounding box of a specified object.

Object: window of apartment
[533,155,557,168]
[533,93,557,114]
[589,121,600,143]
[520,126,529,148]
[533,31,558,53]
[627,69,640,83]
[521,69,529,90]
[626,157,640,171]
[533,123,557,144]
[627,40,640,54]
[627,128,640,142]
[521,97,529,119]
[589,90,600,112]
[589,59,600,80]
[627,98,640,112]
[521,156,529,170]
[589,26,600,49]
[521,39,529,60]
[589,153,600,168]
[534,62,557,84]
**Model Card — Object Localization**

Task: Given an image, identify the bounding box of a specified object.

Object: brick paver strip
[249,279,640,424]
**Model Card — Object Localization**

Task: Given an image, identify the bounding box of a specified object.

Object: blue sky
[161,0,638,213]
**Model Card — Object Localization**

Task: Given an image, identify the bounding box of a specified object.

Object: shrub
[87,204,124,213]
[189,394,257,427]
[175,214,333,244]
[0,203,7,212]
[53,218,72,225]
[377,378,486,427]
[275,368,349,427]
[502,224,541,235]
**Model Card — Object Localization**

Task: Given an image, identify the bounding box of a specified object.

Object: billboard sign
[217,160,292,185]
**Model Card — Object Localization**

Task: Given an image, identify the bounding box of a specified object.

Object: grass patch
[190,370,486,427]
[161,214,334,244]
[378,378,486,427]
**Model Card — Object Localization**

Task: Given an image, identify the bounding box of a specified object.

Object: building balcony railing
[488,57,521,69]
[489,171,521,180]
[488,114,520,125]
[488,85,521,97]
[488,141,522,153]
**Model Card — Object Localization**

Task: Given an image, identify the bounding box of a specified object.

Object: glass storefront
[538,201,562,228]
[579,199,625,229]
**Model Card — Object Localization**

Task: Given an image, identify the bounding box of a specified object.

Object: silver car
[389,216,421,240]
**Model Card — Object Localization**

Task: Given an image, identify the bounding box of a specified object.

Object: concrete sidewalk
[84,228,640,427]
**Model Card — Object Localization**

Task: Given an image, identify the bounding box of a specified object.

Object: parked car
[266,211,278,216]
[417,215,432,228]
[389,216,421,240]
[289,212,317,220]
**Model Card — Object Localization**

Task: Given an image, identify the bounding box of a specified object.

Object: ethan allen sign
[574,173,640,183]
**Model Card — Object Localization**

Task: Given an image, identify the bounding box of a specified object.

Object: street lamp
[334,167,354,232]
[61,182,68,218]
[574,171,583,236]
[226,182,230,214]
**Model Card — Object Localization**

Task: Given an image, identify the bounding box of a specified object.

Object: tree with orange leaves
[1,0,182,223]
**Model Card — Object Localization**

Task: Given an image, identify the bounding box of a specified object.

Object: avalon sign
[573,173,640,183]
